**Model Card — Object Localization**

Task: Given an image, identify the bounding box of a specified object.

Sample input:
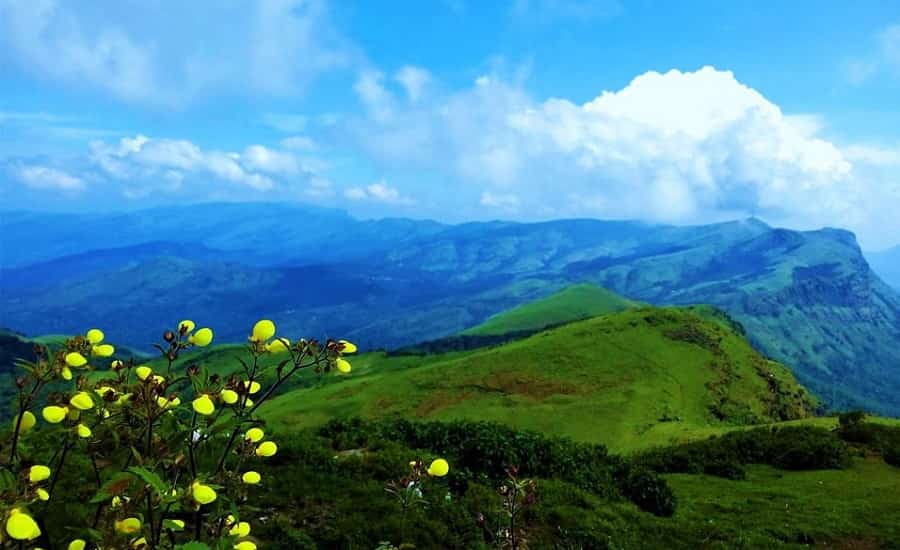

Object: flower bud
[163,330,176,343]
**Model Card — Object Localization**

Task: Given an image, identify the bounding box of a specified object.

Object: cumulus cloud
[343,180,415,205]
[351,65,900,247]
[13,164,84,191]
[843,22,900,85]
[0,0,352,106]
[395,66,431,102]
[86,135,333,199]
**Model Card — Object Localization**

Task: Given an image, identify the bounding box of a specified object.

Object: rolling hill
[258,305,817,453]
[462,283,638,336]
[3,203,900,415]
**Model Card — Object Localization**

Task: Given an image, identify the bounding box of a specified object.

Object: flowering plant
[1,319,358,549]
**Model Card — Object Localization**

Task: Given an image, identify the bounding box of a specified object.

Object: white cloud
[351,65,900,247]
[14,164,84,191]
[354,70,394,122]
[480,191,520,209]
[395,66,431,102]
[843,22,900,85]
[260,113,308,133]
[280,135,319,152]
[87,134,340,196]
[343,180,415,205]
[0,0,352,106]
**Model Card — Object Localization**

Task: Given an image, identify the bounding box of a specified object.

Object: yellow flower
[243,380,261,395]
[86,329,105,344]
[229,521,251,537]
[250,319,276,343]
[14,411,36,433]
[265,337,290,353]
[61,366,73,380]
[255,441,277,457]
[42,405,68,424]
[135,366,152,380]
[29,465,51,483]
[234,541,257,550]
[115,517,142,534]
[110,496,123,509]
[189,328,214,347]
[115,393,133,406]
[65,352,88,368]
[69,392,94,411]
[68,539,86,550]
[339,339,358,354]
[157,396,181,409]
[245,427,264,443]
[220,389,238,404]
[152,375,166,385]
[241,471,261,484]
[36,488,49,501]
[111,359,124,369]
[131,536,148,548]
[92,344,115,357]
[178,320,196,334]
[192,395,215,416]
[244,398,254,408]
[336,358,352,373]
[95,386,116,399]
[427,458,449,477]
[191,481,217,505]
[76,424,92,438]
[5,509,41,540]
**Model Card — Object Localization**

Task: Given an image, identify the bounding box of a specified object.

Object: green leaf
[175,542,212,550]
[0,469,16,492]
[127,466,167,497]
[89,472,133,504]
[163,519,186,531]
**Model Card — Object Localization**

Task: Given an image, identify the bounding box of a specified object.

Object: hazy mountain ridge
[2,203,899,414]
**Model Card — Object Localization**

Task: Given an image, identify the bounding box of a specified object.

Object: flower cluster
[3,319,357,549]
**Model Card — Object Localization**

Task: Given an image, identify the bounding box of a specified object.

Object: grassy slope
[259,307,816,453]
[461,283,637,336]
[665,459,900,547]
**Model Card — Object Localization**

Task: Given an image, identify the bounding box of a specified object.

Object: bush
[883,443,900,468]
[615,466,677,517]
[634,425,850,476]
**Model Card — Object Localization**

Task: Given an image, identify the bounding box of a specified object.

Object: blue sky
[1,0,899,249]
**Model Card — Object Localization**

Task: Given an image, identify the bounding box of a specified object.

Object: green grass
[462,283,637,336]
[260,306,816,453]
[665,458,900,547]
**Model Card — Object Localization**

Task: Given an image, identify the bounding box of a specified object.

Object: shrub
[615,466,676,517]
[0,321,370,549]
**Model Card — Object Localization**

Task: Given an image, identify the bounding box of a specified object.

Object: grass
[260,306,816,453]
[665,458,900,548]
[462,283,637,336]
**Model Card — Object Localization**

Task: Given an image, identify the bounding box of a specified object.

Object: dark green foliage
[319,417,619,498]
[614,466,677,517]
[635,425,851,476]
[834,414,900,468]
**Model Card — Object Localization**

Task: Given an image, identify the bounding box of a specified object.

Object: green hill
[258,306,816,452]
[462,283,637,336]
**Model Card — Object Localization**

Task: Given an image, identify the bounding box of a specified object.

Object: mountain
[2,204,899,414]
[462,283,638,336]
[258,305,816,452]
[867,245,900,290]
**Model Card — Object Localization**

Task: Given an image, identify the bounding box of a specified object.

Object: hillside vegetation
[462,283,638,336]
[258,306,816,453]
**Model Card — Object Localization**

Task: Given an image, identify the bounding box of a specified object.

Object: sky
[1,0,899,250]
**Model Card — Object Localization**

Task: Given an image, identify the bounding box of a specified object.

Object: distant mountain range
[2,203,900,415]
